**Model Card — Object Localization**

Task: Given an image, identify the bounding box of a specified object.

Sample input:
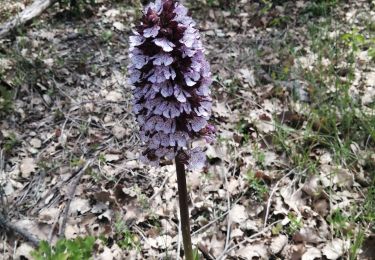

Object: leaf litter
[0,0,374,259]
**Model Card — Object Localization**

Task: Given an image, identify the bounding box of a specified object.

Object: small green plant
[286,213,302,235]
[362,179,375,223]
[253,148,266,169]
[193,248,200,260]
[328,209,351,236]
[98,153,106,164]
[245,170,268,199]
[130,185,150,209]
[271,223,283,235]
[3,133,20,153]
[118,228,140,251]
[59,0,96,15]
[31,236,95,260]
[350,230,365,260]
[257,0,272,15]
[223,78,242,95]
[114,217,140,251]
[0,86,13,116]
[302,0,338,17]
[69,157,85,167]
[236,118,251,143]
[101,30,113,42]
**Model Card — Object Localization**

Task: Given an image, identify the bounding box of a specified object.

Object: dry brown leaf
[70,198,91,214]
[39,207,60,224]
[293,227,326,244]
[105,91,123,102]
[210,234,225,257]
[302,175,322,197]
[280,184,305,214]
[112,124,128,140]
[270,235,288,254]
[97,246,114,260]
[237,244,269,259]
[15,243,34,259]
[149,235,173,249]
[229,204,248,223]
[104,154,121,162]
[20,158,36,178]
[365,71,375,86]
[322,239,349,260]
[113,22,125,31]
[239,68,256,87]
[302,247,322,260]
[29,138,42,148]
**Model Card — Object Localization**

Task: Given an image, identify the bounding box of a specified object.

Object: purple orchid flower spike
[128,1,214,258]
[128,0,214,170]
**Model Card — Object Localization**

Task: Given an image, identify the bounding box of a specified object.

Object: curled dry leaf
[112,124,128,140]
[105,91,123,102]
[280,184,305,214]
[97,246,114,260]
[270,234,288,254]
[38,207,60,224]
[210,234,225,257]
[104,154,121,162]
[149,235,173,250]
[15,243,34,259]
[333,169,354,188]
[320,165,354,188]
[229,204,248,223]
[230,228,244,238]
[313,199,329,217]
[293,227,326,244]
[113,21,125,31]
[365,71,375,86]
[237,244,269,260]
[239,68,256,87]
[70,198,91,215]
[302,175,322,197]
[302,247,322,260]
[322,239,349,260]
[20,158,36,178]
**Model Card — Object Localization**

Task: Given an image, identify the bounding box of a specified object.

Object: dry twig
[263,169,296,227]
[58,159,93,238]
[0,0,58,38]
[0,214,40,247]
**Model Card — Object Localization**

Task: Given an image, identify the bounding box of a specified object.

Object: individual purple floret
[128,0,214,169]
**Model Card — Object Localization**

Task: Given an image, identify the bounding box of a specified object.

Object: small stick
[175,157,193,260]
[0,214,40,247]
[48,207,62,243]
[263,169,295,227]
[149,172,172,201]
[197,243,214,260]
[58,159,92,238]
[0,0,59,39]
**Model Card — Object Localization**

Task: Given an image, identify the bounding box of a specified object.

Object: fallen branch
[0,0,58,39]
[58,159,92,237]
[0,214,40,247]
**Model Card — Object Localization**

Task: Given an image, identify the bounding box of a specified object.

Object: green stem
[175,157,194,260]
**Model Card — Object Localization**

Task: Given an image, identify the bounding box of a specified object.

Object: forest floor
[0,0,374,259]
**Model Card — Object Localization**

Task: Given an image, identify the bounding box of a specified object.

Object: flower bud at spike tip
[129,0,214,169]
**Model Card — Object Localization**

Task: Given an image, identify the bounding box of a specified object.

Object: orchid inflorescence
[129,0,214,169]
